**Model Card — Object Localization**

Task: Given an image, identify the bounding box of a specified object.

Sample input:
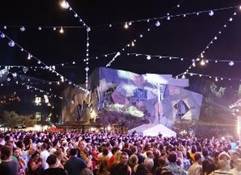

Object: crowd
[0,131,240,175]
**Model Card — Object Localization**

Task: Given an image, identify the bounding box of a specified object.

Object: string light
[146,55,151,60]
[1,5,237,32]
[8,40,15,47]
[20,26,25,32]
[59,0,90,90]
[124,22,129,29]
[229,61,235,66]
[60,0,70,9]
[178,11,237,78]
[187,72,241,82]
[155,21,161,27]
[59,0,89,28]
[59,26,64,34]
[27,53,32,60]
[209,10,214,16]
[106,2,185,67]
[0,30,88,92]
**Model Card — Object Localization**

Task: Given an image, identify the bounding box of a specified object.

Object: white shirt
[40,150,50,169]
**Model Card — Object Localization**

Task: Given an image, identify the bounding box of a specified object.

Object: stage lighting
[60,0,69,9]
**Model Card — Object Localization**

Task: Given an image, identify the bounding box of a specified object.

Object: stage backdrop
[86,67,203,127]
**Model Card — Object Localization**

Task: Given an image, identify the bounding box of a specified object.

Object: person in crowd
[43,154,67,175]
[65,148,87,175]
[26,151,44,175]
[188,152,202,175]
[0,145,18,175]
[162,151,187,175]
[128,154,139,173]
[0,131,241,175]
[110,152,131,175]
[230,158,241,175]
[202,149,216,175]
[209,152,232,175]
[13,147,26,175]
[40,143,50,170]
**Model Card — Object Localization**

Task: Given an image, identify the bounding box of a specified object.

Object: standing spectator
[0,146,18,175]
[110,152,131,175]
[210,152,232,175]
[162,152,187,175]
[188,152,202,175]
[40,143,50,170]
[202,149,216,175]
[65,148,87,175]
[43,154,67,175]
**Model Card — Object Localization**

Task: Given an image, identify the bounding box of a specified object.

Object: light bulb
[200,59,206,66]
[0,33,5,38]
[155,21,160,27]
[209,10,214,16]
[228,61,234,66]
[20,26,26,32]
[27,54,32,60]
[124,22,129,29]
[146,55,151,60]
[59,27,64,34]
[60,0,69,9]
[131,41,135,47]
[8,40,15,47]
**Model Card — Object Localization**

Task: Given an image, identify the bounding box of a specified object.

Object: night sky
[0,0,240,114]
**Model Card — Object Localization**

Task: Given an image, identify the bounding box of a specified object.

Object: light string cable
[0,30,89,93]
[5,73,64,100]
[1,5,238,31]
[105,0,187,67]
[177,10,238,78]
[187,72,241,82]
[60,0,91,89]
[124,52,241,65]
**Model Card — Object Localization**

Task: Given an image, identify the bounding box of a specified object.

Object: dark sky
[0,0,241,113]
